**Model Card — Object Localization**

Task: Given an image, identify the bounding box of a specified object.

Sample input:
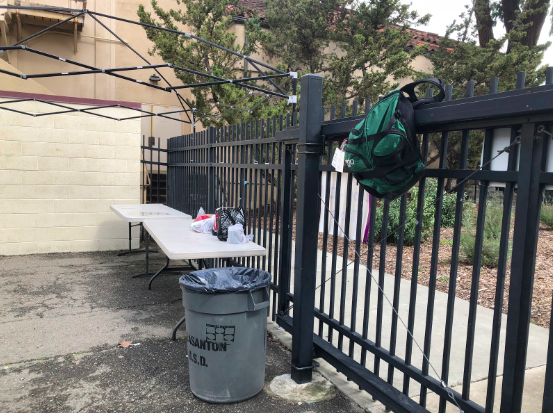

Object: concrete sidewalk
[265,236,550,411]
[0,251,358,412]
[281,240,550,384]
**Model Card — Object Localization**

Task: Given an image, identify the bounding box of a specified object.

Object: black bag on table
[216,207,246,241]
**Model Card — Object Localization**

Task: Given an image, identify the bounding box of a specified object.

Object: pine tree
[137,0,290,127]
[420,3,550,170]
[325,0,429,107]
[251,0,430,109]
[247,0,342,74]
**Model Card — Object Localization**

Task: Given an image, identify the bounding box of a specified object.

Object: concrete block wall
[0,97,142,255]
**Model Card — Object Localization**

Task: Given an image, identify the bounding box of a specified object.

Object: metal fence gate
[164,71,553,413]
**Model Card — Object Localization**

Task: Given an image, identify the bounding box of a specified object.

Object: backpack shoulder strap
[348,90,403,144]
[348,113,398,145]
[400,78,445,109]
[354,150,421,180]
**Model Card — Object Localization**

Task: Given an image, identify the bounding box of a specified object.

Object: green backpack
[343,78,445,200]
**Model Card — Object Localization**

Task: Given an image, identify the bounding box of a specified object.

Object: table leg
[169,259,206,340]
[119,223,158,256]
[117,223,133,256]
[128,222,132,252]
[172,314,186,341]
[149,256,169,290]
[131,228,156,278]
[146,230,150,274]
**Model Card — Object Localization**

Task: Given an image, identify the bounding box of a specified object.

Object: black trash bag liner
[180,267,271,294]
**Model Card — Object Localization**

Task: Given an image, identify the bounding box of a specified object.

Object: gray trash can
[179,267,271,403]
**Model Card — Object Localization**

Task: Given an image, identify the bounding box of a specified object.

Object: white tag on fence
[332,148,345,172]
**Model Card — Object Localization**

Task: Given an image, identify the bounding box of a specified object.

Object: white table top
[110,204,191,222]
[143,218,267,260]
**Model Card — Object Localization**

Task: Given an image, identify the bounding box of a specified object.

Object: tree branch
[502,0,519,34]
[521,0,550,48]
[473,0,495,46]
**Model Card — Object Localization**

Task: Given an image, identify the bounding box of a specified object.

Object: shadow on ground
[1,337,360,413]
[0,251,359,412]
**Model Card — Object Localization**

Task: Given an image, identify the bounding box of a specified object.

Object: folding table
[142,217,267,339]
[110,204,191,277]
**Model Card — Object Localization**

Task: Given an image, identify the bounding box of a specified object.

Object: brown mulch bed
[249,205,552,328]
[317,225,553,329]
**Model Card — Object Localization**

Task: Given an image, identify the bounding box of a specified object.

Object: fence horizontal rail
[212,136,297,146]
[423,169,519,181]
[317,165,521,182]
[169,162,282,170]
[540,172,553,184]
[141,160,168,166]
[416,84,553,126]
[282,293,483,412]
[312,312,482,412]
[141,145,170,153]
[169,136,299,152]
[168,144,211,151]
[276,85,553,141]
[278,314,458,413]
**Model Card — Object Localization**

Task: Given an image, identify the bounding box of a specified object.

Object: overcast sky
[408,0,553,67]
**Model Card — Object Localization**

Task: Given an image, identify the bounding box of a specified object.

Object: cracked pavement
[0,251,360,412]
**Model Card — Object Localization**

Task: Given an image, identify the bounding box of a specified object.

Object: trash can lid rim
[179,267,271,294]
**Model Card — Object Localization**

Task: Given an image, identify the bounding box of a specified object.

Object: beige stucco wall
[0,0,194,135]
[0,98,142,255]
[0,58,54,94]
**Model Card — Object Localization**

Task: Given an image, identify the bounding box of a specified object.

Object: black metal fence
[164,71,553,413]
[141,136,168,205]
[166,113,297,292]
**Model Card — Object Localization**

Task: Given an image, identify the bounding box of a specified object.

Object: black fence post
[500,122,543,413]
[278,145,293,315]
[207,126,216,214]
[541,66,553,413]
[290,73,323,384]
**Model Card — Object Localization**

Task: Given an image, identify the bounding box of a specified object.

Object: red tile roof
[238,0,268,16]
[405,28,442,52]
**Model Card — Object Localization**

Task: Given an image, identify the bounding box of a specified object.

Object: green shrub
[540,204,553,229]
[460,195,507,268]
[373,179,457,246]
[441,187,458,228]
